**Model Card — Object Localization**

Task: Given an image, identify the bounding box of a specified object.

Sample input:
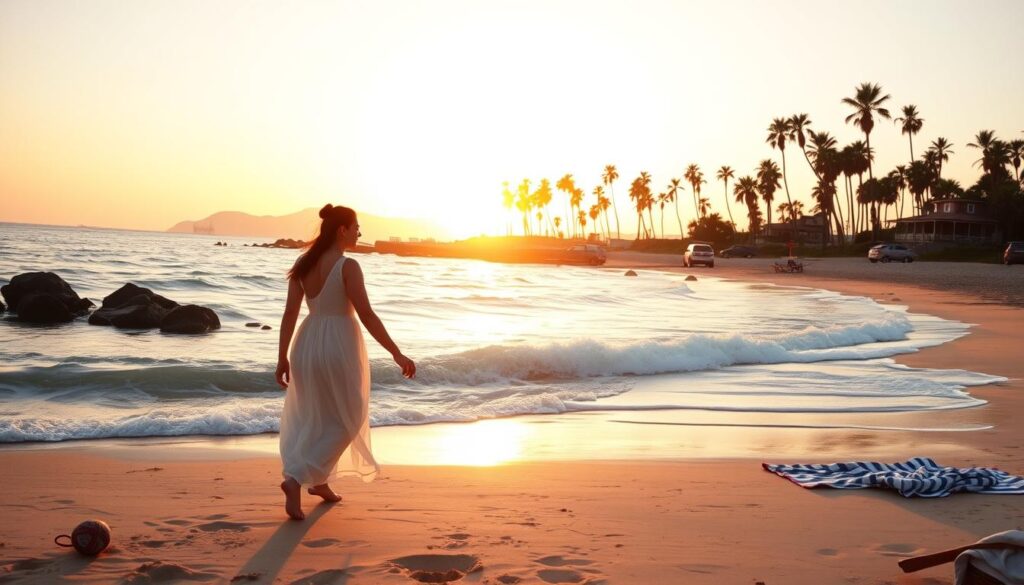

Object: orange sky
[2,0,1022,238]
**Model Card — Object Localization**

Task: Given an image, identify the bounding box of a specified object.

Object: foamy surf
[0,224,1007,443]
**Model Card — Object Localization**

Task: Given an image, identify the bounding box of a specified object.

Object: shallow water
[0,223,1005,442]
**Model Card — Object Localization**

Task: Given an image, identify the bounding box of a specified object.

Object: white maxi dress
[280,256,379,485]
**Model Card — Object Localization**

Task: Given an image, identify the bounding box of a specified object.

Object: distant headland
[166,208,444,242]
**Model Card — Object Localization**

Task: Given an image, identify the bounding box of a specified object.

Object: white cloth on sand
[955,530,1024,585]
[280,256,379,485]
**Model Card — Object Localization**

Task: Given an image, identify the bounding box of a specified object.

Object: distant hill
[167,208,444,242]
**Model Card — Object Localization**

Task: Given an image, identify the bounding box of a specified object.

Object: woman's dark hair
[288,204,357,280]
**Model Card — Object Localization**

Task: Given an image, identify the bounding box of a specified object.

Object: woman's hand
[393,353,416,379]
[275,359,291,389]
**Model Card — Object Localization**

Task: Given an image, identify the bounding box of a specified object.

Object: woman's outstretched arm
[275,276,304,388]
[343,259,416,378]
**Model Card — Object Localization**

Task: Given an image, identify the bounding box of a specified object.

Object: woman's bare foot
[307,483,343,503]
[280,478,305,520]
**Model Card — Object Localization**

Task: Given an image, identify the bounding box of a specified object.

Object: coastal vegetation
[501,82,1024,247]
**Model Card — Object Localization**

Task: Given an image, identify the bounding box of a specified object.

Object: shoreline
[1,256,1022,583]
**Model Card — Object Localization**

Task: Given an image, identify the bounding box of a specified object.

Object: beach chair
[772,258,804,273]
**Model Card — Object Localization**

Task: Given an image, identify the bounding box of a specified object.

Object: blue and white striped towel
[763,457,1024,498]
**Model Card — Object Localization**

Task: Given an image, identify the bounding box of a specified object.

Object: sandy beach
[2,255,1022,585]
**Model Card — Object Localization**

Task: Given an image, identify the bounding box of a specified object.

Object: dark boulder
[624,270,638,277]
[89,284,180,329]
[245,322,261,328]
[685,275,697,282]
[101,283,178,311]
[0,272,93,322]
[160,305,221,334]
[261,325,271,330]
[16,293,75,323]
[0,300,5,313]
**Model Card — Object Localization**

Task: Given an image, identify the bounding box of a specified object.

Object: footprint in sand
[122,561,218,584]
[817,548,840,557]
[301,538,342,549]
[535,556,596,567]
[389,554,481,583]
[164,519,192,526]
[288,569,348,585]
[196,521,250,533]
[872,543,924,557]
[537,568,585,583]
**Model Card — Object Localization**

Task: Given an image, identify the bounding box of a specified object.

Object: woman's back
[301,254,353,317]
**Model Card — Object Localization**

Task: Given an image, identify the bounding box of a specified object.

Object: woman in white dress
[275,204,415,521]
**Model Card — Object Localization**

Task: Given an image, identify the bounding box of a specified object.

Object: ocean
[0,223,1005,443]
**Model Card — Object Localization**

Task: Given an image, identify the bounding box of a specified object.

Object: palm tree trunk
[781,150,793,211]
[908,134,914,162]
[674,198,684,239]
[647,208,656,239]
[722,180,736,229]
[610,185,621,240]
[865,132,874,179]
[660,208,665,239]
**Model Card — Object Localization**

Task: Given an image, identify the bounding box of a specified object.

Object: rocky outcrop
[88,283,180,329]
[0,300,5,313]
[160,305,221,334]
[250,238,306,249]
[0,272,94,323]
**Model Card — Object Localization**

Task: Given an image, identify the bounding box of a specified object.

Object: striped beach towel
[763,457,1024,498]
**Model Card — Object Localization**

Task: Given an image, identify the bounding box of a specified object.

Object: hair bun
[319,204,334,219]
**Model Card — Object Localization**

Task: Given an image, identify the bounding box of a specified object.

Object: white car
[868,243,917,263]
[684,243,715,268]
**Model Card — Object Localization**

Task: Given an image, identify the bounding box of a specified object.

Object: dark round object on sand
[624,270,638,277]
[261,325,271,330]
[55,519,111,556]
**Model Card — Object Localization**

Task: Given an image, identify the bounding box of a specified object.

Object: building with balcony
[892,198,1000,244]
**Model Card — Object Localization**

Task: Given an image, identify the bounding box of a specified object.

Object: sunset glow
[3,1,1022,236]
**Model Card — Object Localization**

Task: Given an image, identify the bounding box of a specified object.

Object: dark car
[1005,241,1024,265]
[720,245,757,258]
[564,244,607,266]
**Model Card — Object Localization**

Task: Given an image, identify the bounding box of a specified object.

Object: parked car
[684,243,715,268]
[868,243,918,263]
[720,245,758,258]
[564,244,607,266]
[1005,241,1024,265]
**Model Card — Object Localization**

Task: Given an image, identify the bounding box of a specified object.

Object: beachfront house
[761,212,828,244]
[892,198,1000,244]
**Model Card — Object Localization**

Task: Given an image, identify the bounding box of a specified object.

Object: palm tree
[733,176,760,240]
[788,113,819,179]
[756,159,781,230]
[533,178,554,235]
[639,172,655,236]
[602,165,621,240]
[967,130,1003,175]
[588,204,602,240]
[629,174,652,239]
[842,82,891,179]
[555,174,576,238]
[501,181,515,235]
[894,105,924,161]
[928,137,954,179]
[766,117,795,211]
[892,165,908,218]
[553,216,562,237]
[666,178,685,239]
[657,192,669,239]
[698,197,711,219]
[715,166,736,228]
[570,187,586,237]
[593,186,612,240]
[1009,139,1024,183]
[515,179,532,236]
[683,164,704,220]
[905,160,934,214]
[578,210,587,236]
